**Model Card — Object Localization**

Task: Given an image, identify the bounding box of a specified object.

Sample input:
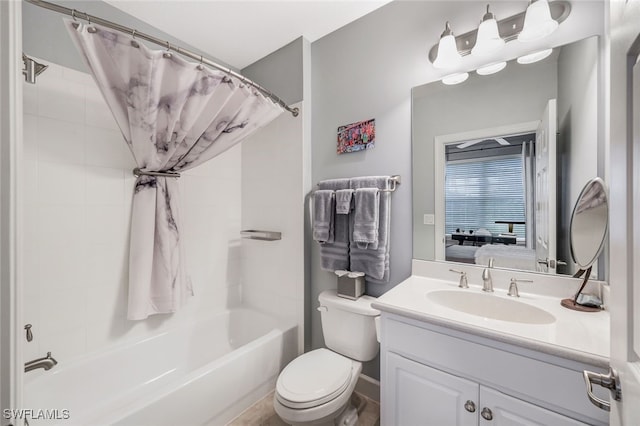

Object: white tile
[86,278,127,319]
[85,86,119,130]
[23,159,39,206]
[38,162,85,205]
[62,67,94,86]
[86,244,128,289]
[39,328,87,363]
[37,240,88,290]
[85,126,127,168]
[23,82,38,115]
[86,204,125,246]
[23,114,38,161]
[37,116,85,164]
[39,284,87,336]
[37,76,85,124]
[86,167,125,205]
[37,205,86,248]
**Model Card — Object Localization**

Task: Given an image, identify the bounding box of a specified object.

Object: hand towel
[335,189,354,215]
[313,190,335,243]
[349,176,391,282]
[318,179,351,271]
[353,188,380,249]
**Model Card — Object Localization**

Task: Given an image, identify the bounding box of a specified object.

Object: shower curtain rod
[24,0,300,117]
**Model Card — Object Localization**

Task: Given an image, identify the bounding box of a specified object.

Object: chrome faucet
[482,258,494,292]
[25,352,57,373]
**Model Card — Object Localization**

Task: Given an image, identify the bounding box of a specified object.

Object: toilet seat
[276,348,353,409]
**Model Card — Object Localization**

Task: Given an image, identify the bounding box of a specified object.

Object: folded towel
[353,188,379,249]
[335,189,354,215]
[313,190,335,243]
[349,177,391,282]
[318,179,351,271]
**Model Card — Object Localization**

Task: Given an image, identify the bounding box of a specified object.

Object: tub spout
[25,352,57,373]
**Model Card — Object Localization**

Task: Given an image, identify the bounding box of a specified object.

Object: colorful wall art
[337,118,375,154]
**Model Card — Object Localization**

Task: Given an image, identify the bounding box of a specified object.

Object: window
[445,155,526,237]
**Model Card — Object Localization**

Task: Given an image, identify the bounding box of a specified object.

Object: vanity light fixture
[433,22,463,69]
[517,48,553,64]
[428,1,569,70]
[518,0,559,43]
[471,5,505,57]
[442,72,469,85]
[476,61,507,75]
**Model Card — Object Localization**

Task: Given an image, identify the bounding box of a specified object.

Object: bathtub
[24,308,297,425]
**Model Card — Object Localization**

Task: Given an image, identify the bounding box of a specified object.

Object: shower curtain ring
[71,9,77,21]
[197,55,204,70]
[131,29,136,39]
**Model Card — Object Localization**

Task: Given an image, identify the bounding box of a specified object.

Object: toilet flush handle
[317,306,328,312]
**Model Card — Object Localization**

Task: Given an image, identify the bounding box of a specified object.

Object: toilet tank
[318,290,380,362]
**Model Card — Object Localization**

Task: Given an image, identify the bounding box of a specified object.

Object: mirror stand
[560,266,602,312]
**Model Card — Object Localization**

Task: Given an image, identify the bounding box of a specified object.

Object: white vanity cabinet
[380,313,609,426]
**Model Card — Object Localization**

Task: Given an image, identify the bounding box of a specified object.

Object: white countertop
[373,274,610,368]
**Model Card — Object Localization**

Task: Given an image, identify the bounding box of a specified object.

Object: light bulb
[518,0,558,42]
[442,72,469,85]
[433,22,462,69]
[476,61,507,75]
[471,5,505,57]
[517,48,553,64]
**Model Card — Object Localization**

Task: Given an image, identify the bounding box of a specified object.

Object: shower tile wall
[241,104,305,352]
[22,60,243,365]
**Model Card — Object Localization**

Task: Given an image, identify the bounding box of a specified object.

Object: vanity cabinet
[380,313,609,426]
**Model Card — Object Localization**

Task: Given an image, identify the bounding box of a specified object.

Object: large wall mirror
[412,36,605,279]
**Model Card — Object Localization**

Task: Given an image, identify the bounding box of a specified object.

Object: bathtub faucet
[25,352,57,373]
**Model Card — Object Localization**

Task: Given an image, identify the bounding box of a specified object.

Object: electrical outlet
[423,214,435,225]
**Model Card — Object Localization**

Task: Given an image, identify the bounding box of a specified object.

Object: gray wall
[412,56,559,260]
[310,1,431,379]
[557,37,599,275]
[243,37,304,105]
[23,0,232,73]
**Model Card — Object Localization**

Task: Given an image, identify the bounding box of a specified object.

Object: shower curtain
[65,21,283,320]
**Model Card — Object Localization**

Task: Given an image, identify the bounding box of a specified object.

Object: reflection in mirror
[412,36,604,279]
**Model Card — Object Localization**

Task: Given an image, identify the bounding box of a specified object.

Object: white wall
[241,103,305,352]
[557,37,600,275]
[22,60,243,367]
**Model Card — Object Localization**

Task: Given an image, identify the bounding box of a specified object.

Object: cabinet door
[384,353,478,426]
[479,387,588,426]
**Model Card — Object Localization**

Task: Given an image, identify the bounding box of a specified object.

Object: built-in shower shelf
[240,230,282,241]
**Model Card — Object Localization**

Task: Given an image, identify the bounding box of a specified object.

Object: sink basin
[426,290,556,325]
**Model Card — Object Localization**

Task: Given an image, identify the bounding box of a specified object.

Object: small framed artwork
[337,118,375,154]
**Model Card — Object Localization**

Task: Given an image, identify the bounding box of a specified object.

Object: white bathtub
[24,308,297,425]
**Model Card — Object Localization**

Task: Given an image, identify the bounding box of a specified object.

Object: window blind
[445,156,526,237]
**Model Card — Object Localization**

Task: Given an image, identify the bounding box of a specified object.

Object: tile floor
[228,391,380,426]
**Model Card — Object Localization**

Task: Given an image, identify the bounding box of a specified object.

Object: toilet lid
[276,348,353,408]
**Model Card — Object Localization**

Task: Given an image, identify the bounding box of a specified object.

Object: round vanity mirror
[570,177,609,269]
[562,177,609,312]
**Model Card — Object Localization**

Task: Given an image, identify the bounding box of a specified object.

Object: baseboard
[355,374,380,402]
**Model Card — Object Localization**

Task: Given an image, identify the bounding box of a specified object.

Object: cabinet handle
[464,400,476,413]
[481,407,493,421]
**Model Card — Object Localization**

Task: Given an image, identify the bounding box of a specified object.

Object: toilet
[274,290,380,426]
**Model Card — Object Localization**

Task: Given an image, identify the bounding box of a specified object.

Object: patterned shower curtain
[66,21,284,320]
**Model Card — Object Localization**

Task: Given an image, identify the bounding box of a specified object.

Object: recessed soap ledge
[372,259,610,368]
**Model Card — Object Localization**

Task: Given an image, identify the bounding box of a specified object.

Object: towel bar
[240,230,282,241]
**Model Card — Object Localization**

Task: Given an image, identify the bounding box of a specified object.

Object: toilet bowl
[274,290,379,425]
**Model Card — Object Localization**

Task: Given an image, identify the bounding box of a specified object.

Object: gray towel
[349,176,391,282]
[335,189,354,215]
[318,179,350,271]
[353,188,379,249]
[313,190,335,243]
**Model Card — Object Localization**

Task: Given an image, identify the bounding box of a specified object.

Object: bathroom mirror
[412,35,605,278]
